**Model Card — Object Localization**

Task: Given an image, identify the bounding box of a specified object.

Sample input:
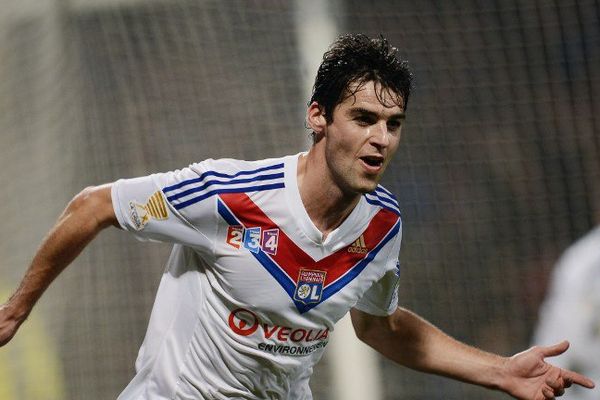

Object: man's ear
[306,102,327,137]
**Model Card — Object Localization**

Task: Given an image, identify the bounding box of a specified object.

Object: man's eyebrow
[348,107,406,119]
[389,112,406,120]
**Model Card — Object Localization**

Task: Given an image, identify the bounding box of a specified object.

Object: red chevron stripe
[218,193,399,286]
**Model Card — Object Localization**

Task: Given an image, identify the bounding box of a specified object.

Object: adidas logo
[348,235,368,254]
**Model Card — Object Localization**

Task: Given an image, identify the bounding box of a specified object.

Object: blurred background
[0,0,598,399]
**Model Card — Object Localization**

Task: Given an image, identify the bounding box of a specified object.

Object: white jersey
[533,226,600,400]
[111,153,402,400]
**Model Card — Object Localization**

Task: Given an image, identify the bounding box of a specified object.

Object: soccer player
[533,225,600,400]
[0,34,594,400]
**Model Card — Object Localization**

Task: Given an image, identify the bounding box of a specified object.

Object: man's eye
[387,121,402,131]
[355,116,374,125]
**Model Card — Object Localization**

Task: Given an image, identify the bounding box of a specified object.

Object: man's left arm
[350,307,595,399]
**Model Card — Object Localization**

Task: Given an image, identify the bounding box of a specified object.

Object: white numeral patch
[226,226,280,256]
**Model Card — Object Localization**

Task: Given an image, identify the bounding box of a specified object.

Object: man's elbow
[353,324,370,344]
[350,308,392,345]
[67,184,118,230]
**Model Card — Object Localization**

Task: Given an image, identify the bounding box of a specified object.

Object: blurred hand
[0,303,25,347]
[503,341,595,399]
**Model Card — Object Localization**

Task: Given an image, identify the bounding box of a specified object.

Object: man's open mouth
[360,156,384,167]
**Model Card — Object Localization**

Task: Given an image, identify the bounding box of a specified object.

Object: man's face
[322,81,405,195]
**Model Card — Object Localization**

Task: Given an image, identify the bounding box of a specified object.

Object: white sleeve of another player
[533,260,580,351]
[111,162,216,250]
[533,230,600,371]
[354,230,402,317]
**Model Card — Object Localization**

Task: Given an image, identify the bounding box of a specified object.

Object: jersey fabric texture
[111,153,402,400]
[533,226,600,400]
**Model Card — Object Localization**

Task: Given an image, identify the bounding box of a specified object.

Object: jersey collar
[284,152,369,251]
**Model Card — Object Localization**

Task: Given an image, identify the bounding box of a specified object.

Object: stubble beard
[330,160,379,197]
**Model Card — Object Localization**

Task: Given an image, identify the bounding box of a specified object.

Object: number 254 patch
[226,225,279,255]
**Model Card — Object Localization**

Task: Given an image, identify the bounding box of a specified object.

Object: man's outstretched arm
[0,184,118,346]
[350,307,595,400]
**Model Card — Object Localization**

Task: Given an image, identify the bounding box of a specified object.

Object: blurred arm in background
[532,226,600,400]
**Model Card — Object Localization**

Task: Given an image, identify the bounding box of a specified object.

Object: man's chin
[355,179,379,194]
[340,173,380,196]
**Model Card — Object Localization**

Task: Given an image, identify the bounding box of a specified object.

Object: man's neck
[297,151,361,241]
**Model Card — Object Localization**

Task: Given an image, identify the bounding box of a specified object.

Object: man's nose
[370,121,390,148]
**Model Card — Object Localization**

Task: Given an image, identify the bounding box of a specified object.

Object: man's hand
[503,341,595,399]
[0,303,26,347]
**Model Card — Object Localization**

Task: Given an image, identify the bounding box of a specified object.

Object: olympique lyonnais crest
[294,269,327,304]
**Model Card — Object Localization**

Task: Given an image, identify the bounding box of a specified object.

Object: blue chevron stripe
[217,199,296,297]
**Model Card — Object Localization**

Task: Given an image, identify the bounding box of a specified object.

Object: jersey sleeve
[532,230,600,374]
[111,160,217,251]
[354,226,402,316]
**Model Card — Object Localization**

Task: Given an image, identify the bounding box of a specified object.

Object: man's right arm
[0,184,118,346]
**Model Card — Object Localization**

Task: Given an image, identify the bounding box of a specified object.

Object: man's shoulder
[159,155,293,214]
[362,184,401,218]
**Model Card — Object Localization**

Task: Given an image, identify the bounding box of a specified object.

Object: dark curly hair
[309,34,413,124]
